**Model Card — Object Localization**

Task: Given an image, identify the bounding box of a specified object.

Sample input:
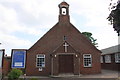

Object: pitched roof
[59,1,69,6]
[101,44,120,55]
[28,1,101,54]
[28,21,101,54]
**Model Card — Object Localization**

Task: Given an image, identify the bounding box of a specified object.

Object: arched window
[62,8,67,15]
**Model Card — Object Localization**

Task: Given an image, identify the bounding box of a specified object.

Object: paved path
[80,69,119,78]
[22,70,119,78]
[3,69,120,80]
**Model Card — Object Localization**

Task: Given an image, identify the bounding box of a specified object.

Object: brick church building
[26,1,101,76]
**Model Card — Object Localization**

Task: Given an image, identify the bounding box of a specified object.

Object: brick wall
[3,57,11,76]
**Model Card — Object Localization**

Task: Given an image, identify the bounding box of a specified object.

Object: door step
[51,73,81,78]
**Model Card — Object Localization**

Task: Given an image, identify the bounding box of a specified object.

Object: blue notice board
[11,50,26,68]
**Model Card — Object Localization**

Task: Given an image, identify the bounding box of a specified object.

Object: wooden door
[59,55,74,73]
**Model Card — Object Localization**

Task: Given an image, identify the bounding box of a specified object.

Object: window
[101,56,103,63]
[115,53,120,63]
[105,55,111,63]
[36,54,45,68]
[83,54,92,67]
[63,36,67,41]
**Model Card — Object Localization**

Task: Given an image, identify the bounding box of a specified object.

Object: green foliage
[82,32,98,47]
[8,69,23,80]
[19,78,24,80]
[30,78,38,80]
[107,0,120,35]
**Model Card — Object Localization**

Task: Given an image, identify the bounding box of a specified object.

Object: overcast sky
[0,0,118,56]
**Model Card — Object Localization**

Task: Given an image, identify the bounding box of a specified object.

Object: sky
[0,0,119,56]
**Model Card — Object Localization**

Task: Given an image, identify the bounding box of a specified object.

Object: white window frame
[36,54,45,68]
[101,56,103,63]
[105,55,111,63]
[83,54,92,67]
[115,53,120,63]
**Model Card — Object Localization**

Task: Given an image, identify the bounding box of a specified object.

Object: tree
[82,32,98,47]
[107,0,120,36]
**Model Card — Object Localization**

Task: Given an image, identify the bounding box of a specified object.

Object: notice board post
[0,49,4,80]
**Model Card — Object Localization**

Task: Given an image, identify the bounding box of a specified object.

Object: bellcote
[58,1,70,22]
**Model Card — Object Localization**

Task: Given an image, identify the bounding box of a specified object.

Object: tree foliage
[107,0,120,35]
[82,32,98,47]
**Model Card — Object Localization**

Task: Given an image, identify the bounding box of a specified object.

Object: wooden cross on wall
[63,42,69,52]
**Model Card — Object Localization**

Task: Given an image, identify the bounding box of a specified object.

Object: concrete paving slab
[3,69,120,80]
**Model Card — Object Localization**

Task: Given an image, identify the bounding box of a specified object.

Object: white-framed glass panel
[101,56,103,63]
[115,53,120,63]
[36,54,45,68]
[83,54,92,67]
[105,55,111,63]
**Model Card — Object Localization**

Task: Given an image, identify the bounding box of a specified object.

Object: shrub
[19,78,24,80]
[8,69,23,80]
[30,78,38,80]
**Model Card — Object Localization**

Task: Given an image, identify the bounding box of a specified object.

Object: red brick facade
[101,45,120,71]
[26,1,101,76]
[1,50,11,76]
[3,56,11,75]
[101,54,120,71]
